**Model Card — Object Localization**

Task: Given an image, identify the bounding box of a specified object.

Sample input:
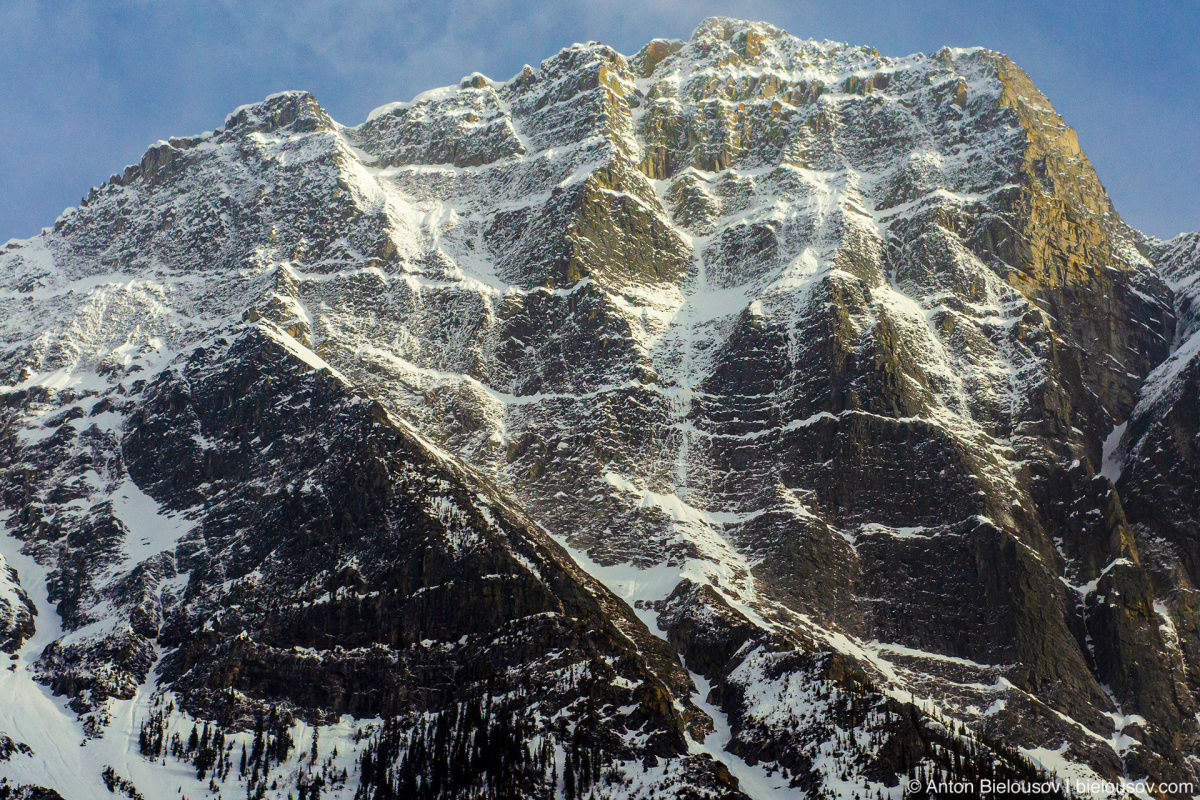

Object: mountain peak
[222,89,333,135]
[1,17,1197,800]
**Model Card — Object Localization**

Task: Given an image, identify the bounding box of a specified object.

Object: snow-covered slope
[1,17,1196,799]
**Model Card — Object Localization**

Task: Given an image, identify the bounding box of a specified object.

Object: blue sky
[2,0,1197,241]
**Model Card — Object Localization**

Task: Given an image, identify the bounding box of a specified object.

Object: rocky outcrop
[1109,232,1200,780]
[0,554,35,654]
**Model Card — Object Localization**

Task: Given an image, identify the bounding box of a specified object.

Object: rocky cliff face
[0,17,1196,799]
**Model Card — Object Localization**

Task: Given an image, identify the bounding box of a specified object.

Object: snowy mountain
[1,17,1198,799]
